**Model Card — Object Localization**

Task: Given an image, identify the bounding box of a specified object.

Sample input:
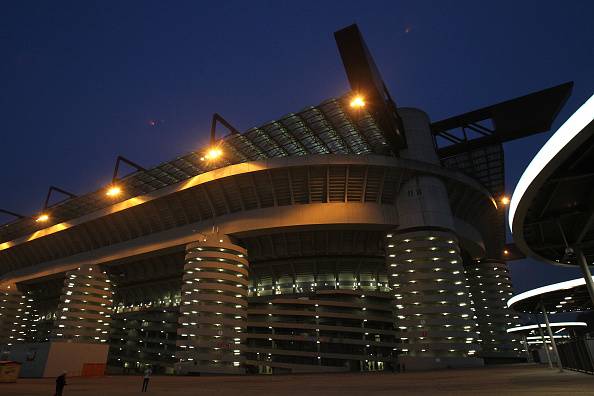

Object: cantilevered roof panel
[432,82,573,152]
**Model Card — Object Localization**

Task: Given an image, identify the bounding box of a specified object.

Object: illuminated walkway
[2,364,593,395]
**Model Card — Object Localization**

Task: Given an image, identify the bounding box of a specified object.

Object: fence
[557,337,594,374]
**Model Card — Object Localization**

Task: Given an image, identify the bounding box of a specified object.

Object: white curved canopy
[507,322,586,333]
[507,277,588,308]
[509,94,594,232]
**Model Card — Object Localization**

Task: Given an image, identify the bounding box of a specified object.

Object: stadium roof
[0,87,575,252]
[0,23,574,259]
[0,94,389,244]
[510,93,594,267]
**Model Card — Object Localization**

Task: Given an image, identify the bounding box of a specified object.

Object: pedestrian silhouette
[55,371,67,396]
[141,366,152,392]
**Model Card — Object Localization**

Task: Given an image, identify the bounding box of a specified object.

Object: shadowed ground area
[1,364,593,395]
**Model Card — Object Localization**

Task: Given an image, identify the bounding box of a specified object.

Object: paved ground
[1,364,593,395]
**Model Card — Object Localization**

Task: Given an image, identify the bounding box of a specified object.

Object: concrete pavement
[1,364,592,396]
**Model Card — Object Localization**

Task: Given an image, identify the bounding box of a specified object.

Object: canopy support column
[536,320,553,368]
[522,335,531,362]
[540,304,563,372]
[576,249,594,307]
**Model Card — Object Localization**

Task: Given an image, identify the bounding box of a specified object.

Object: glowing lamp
[500,196,510,206]
[205,148,223,160]
[106,186,122,197]
[350,96,365,109]
[36,214,50,222]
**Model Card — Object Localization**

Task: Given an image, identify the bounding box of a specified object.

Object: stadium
[0,24,573,376]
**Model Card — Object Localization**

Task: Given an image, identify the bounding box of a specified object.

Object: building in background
[0,24,573,375]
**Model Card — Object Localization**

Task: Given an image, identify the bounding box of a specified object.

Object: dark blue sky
[1,1,593,292]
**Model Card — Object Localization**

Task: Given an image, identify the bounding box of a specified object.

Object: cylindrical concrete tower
[177,233,249,374]
[464,258,521,357]
[388,108,482,370]
[387,231,480,361]
[0,285,22,346]
[51,265,113,343]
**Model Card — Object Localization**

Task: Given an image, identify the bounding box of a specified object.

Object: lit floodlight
[203,147,223,161]
[350,95,365,109]
[36,213,50,222]
[106,185,122,197]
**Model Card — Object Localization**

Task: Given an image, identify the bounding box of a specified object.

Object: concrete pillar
[464,259,521,357]
[522,335,532,362]
[0,286,42,345]
[50,265,113,343]
[176,233,248,374]
[387,229,481,368]
[541,305,563,372]
[388,108,482,369]
[0,285,23,346]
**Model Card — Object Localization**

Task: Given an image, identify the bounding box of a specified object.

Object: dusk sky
[1,1,593,293]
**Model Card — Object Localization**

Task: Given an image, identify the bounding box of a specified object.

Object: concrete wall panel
[44,342,109,377]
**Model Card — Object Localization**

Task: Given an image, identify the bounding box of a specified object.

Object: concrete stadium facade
[5,23,569,376]
[0,102,522,375]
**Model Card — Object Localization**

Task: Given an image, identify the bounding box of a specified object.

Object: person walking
[54,371,67,396]
[141,366,152,392]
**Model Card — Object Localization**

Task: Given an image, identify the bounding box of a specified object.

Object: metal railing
[557,337,594,374]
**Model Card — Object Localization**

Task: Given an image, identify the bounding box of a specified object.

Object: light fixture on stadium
[204,147,223,161]
[350,95,366,109]
[107,156,145,199]
[106,185,122,197]
[35,213,48,223]
[202,113,240,162]
[34,186,77,224]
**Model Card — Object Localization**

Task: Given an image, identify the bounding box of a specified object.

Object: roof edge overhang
[506,322,587,333]
[0,154,495,255]
[510,93,594,265]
